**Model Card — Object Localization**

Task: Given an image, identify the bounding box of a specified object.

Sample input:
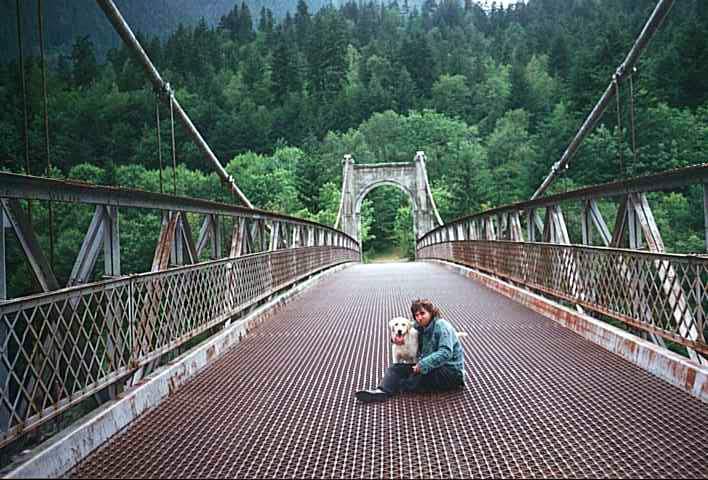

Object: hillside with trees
[2,0,707,296]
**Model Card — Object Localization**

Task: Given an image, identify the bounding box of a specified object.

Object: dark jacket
[415,316,464,375]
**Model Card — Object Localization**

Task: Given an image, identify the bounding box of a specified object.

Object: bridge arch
[354,180,418,244]
[335,151,443,244]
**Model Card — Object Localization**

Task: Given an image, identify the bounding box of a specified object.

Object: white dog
[389,317,419,364]
[389,316,469,365]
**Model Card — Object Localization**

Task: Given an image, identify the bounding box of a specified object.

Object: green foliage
[3,0,708,296]
[361,186,408,256]
[476,58,511,133]
[312,182,340,226]
[650,191,706,254]
[430,181,455,223]
[431,74,472,120]
[486,109,537,204]
[226,149,305,214]
[71,36,98,89]
[394,204,415,260]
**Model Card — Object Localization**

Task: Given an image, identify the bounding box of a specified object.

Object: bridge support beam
[1,199,59,292]
[196,214,222,260]
[0,209,6,429]
[104,207,121,277]
[0,207,6,301]
[704,182,708,252]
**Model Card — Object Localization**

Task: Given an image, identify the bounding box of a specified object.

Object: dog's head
[389,317,412,345]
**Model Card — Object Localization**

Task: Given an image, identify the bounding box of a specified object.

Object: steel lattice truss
[418,242,707,353]
[0,173,359,447]
[417,163,708,360]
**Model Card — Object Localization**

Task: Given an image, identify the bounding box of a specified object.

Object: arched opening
[356,182,416,262]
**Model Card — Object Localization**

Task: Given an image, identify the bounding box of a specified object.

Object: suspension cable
[37,0,54,265]
[169,92,177,196]
[614,75,625,175]
[531,0,675,199]
[628,70,639,170]
[95,0,253,208]
[15,0,30,178]
[155,96,164,194]
[15,0,32,225]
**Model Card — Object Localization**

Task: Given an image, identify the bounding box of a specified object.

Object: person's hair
[410,299,440,319]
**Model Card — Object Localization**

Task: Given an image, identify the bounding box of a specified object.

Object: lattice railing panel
[0,246,357,447]
[420,241,707,354]
[0,280,134,445]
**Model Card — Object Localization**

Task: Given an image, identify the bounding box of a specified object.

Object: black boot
[355,388,389,403]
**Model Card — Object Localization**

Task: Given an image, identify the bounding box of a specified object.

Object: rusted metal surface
[418,241,708,356]
[70,263,708,479]
[433,259,708,402]
[423,164,708,236]
[0,172,355,237]
[0,247,357,448]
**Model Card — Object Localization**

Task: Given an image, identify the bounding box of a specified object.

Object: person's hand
[413,363,422,375]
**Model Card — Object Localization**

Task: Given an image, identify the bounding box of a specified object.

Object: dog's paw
[456,331,469,338]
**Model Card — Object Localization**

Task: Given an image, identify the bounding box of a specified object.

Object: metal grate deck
[70,262,708,478]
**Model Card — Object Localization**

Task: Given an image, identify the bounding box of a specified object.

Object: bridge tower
[335,151,443,245]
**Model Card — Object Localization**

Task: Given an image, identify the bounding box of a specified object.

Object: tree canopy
[2,0,706,293]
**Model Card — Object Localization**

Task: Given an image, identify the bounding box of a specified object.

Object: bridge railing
[0,173,359,448]
[417,164,708,359]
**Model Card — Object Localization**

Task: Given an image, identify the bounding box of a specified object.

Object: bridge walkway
[70,262,708,478]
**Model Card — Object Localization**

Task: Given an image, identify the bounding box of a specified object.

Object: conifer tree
[259,7,268,32]
[295,0,312,47]
[218,4,238,39]
[271,30,301,103]
[237,2,255,43]
[71,35,97,88]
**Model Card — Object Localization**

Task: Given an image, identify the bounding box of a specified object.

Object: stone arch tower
[334,151,443,244]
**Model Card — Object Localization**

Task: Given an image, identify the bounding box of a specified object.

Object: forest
[2,0,707,297]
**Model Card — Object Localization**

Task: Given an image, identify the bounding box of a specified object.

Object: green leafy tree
[431,74,472,119]
[485,109,538,204]
[394,204,415,259]
[476,58,512,133]
[523,54,558,119]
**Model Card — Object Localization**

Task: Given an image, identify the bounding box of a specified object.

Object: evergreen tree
[218,4,239,39]
[271,30,301,103]
[259,7,268,32]
[422,0,438,30]
[71,35,97,88]
[237,2,255,43]
[306,8,347,98]
[399,32,435,97]
[295,0,312,47]
[265,8,275,34]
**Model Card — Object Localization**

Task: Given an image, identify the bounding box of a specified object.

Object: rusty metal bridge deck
[70,262,708,479]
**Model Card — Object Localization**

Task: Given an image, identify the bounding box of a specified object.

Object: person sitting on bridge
[355,299,465,403]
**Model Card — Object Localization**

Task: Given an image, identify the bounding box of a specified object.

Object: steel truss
[0,173,359,447]
[418,164,708,362]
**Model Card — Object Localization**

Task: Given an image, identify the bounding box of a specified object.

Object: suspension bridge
[1,0,707,478]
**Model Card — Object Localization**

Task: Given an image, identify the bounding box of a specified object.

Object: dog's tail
[456,331,469,338]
